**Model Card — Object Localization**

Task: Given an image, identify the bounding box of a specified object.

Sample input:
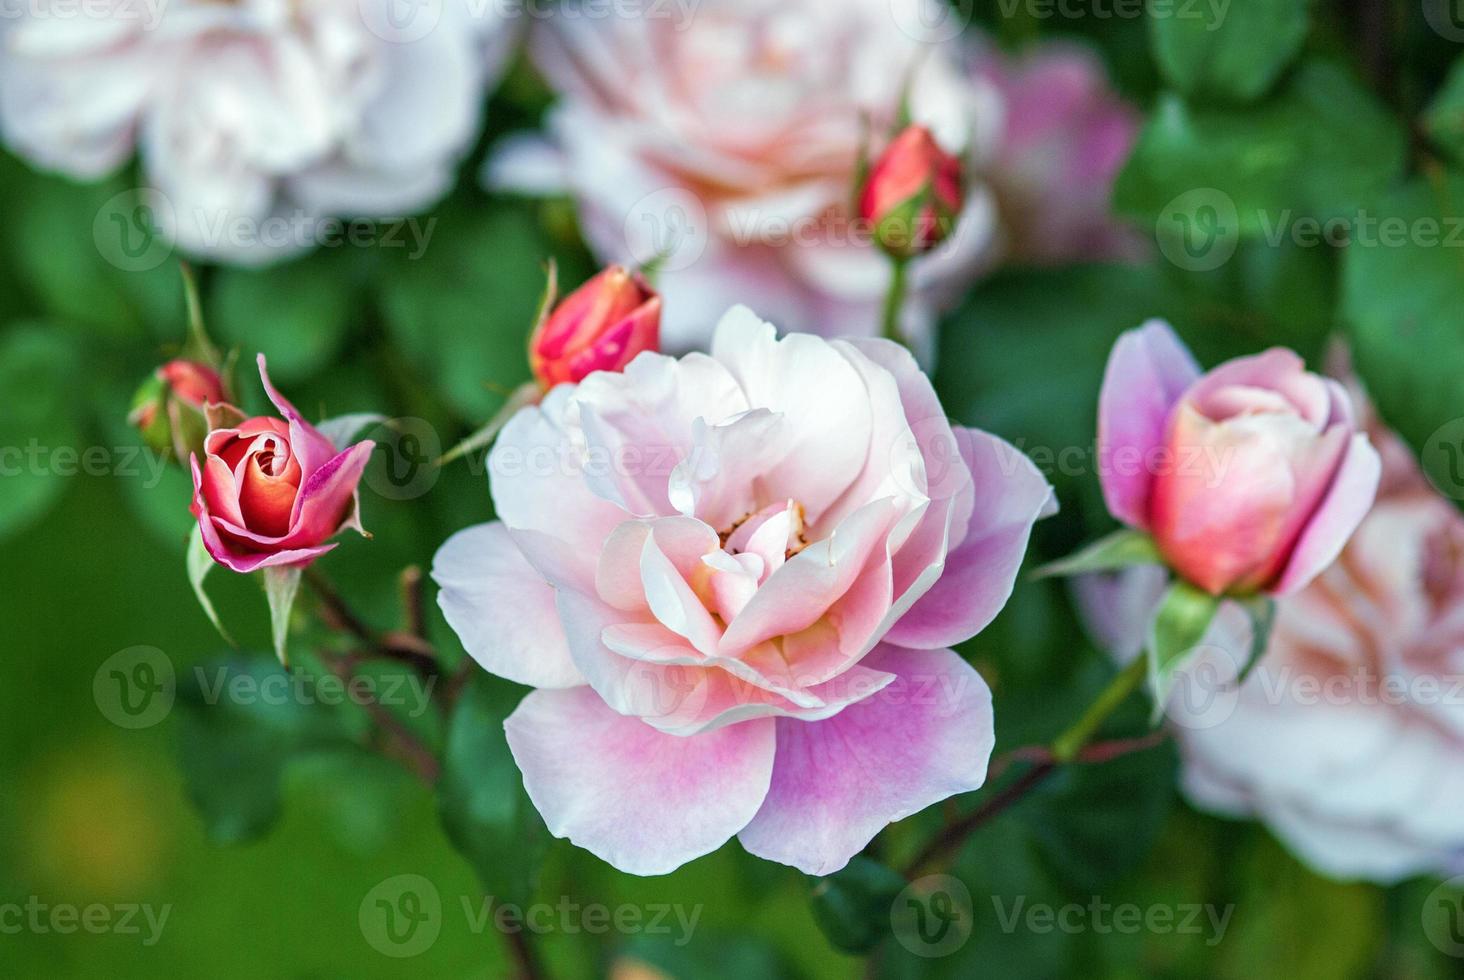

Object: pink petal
[1270,433,1383,596]
[883,428,1053,649]
[255,354,338,476]
[1097,320,1201,529]
[431,522,584,689]
[504,687,776,876]
[738,645,995,876]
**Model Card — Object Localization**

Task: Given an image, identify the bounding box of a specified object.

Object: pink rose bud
[129,359,229,462]
[529,266,661,389]
[190,355,374,573]
[1098,321,1382,597]
[858,124,965,260]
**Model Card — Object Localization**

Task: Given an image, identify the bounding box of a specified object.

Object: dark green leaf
[1423,56,1464,163]
[1149,0,1310,104]
[210,251,357,384]
[808,856,907,954]
[0,325,83,540]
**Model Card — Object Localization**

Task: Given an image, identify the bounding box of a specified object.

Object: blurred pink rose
[433,307,1053,875]
[190,356,374,573]
[973,43,1145,264]
[0,0,513,263]
[530,266,661,389]
[1078,400,1464,883]
[486,0,1002,359]
[1098,320,1380,596]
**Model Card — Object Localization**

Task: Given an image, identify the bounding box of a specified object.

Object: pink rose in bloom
[433,308,1053,875]
[859,125,966,260]
[1078,404,1464,883]
[530,266,661,389]
[190,356,374,572]
[486,0,1002,358]
[1098,321,1381,596]
[973,43,1145,264]
[0,0,513,263]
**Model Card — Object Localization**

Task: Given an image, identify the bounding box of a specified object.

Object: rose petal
[1270,433,1382,596]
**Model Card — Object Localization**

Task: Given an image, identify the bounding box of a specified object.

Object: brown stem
[503,926,543,980]
[320,650,440,785]
[399,565,427,639]
[304,566,441,681]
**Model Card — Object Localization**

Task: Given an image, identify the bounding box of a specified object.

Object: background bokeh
[4,1,1464,976]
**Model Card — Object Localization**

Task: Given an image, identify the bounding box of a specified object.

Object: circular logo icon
[887,0,974,43]
[358,0,442,43]
[1423,0,1464,41]
[1422,875,1464,957]
[1156,188,1240,272]
[360,874,442,958]
[364,417,442,501]
[94,188,175,273]
[1161,641,1245,731]
[622,187,709,273]
[94,646,176,729]
[891,874,973,958]
[1422,418,1464,501]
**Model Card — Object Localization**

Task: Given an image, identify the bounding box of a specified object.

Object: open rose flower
[191,356,374,572]
[1098,320,1380,596]
[433,307,1053,875]
[1078,384,1464,882]
[485,0,1001,359]
[0,0,512,263]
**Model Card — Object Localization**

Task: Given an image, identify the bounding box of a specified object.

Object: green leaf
[177,656,352,843]
[1236,594,1276,681]
[1342,173,1464,510]
[1116,61,1406,238]
[808,857,907,954]
[263,566,302,666]
[1149,0,1310,104]
[187,529,235,646]
[1422,56,1464,163]
[437,673,546,903]
[210,250,356,385]
[0,325,83,540]
[1146,580,1220,722]
[1034,528,1161,579]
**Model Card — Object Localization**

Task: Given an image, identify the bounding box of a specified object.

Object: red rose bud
[859,125,964,260]
[529,266,660,389]
[129,358,228,462]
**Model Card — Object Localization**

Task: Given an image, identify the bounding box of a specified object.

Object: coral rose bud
[129,358,228,462]
[858,125,965,260]
[1097,320,1381,597]
[190,355,374,573]
[529,266,660,389]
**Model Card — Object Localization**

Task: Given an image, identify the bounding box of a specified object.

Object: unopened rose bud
[129,358,228,462]
[529,266,661,389]
[859,125,964,260]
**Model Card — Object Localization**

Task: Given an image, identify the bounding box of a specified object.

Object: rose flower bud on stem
[1039,320,1381,722]
[858,124,965,346]
[130,359,229,462]
[437,263,661,467]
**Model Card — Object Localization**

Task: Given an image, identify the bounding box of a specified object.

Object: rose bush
[433,306,1053,874]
